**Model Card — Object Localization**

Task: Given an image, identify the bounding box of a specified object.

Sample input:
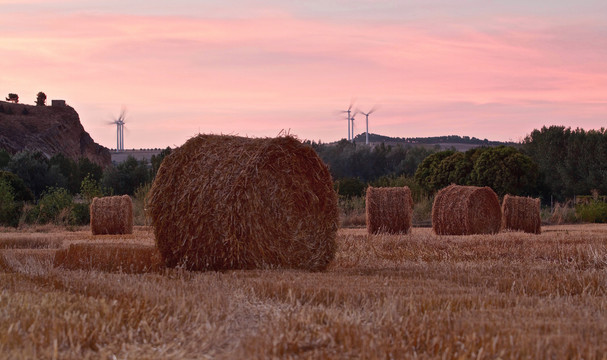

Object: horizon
[1,1,606,149]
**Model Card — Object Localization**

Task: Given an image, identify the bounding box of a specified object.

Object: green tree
[102,156,151,195]
[523,126,607,200]
[335,177,366,198]
[29,187,73,224]
[49,153,79,193]
[0,171,34,202]
[471,146,538,197]
[0,178,20,227]
[7,151,52,198]
[35,92,47,106]
[151,147,172,177]
[436,152,466,187]
[77,158,103,184]
[414,150,456,193]
[0,149,10,169]
[80,173,103,203]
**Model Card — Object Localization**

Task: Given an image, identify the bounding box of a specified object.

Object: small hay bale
[147,134,339,271]
[432,184,501,235]
[90,195,133,235]
[365,186,414,234]
[53,243,163,273]
[501,194,541,234]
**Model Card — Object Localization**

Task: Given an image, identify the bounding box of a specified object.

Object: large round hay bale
[90,195,133,235]
[432,184,501,235]
[501,194,541,234]
[147,134,339,271]
[366,186,413,234]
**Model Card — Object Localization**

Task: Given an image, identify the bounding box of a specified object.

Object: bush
[133,183,151,225]
[80,173,103,203]
[338,195,366,228]
[335,178,366,198]
[0,179,20,227]
[370,175,426,202]
[28,187,73,224]
[70,202,90,226]
[0,170,34,202]
[576,202,607,223]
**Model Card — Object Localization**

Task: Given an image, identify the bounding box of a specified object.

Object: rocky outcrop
[0,101,111,167]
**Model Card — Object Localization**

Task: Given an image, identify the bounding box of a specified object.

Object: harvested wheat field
[1,224,607,359]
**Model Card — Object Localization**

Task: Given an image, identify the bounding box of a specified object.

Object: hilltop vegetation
[352,132,509,146]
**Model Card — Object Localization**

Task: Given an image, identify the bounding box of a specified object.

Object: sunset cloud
[1,3,606,148]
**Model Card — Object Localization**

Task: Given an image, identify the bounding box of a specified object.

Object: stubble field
[1,225,607,359]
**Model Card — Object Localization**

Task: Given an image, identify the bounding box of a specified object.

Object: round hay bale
[90,195,133,235]
[432,184,501,235]
[501,194,541,234]
[365,186,414,234]
[147,134,339,271]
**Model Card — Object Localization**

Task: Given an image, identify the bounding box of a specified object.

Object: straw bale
[501,194,541,234]
[147,134,339,271]
[432,184,501,235]
[90,195,133,235]
[366,186,414,234]
[53,243,163,273]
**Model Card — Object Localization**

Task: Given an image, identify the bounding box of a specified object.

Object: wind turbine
[109,108,126,151]
[359,106,378,145]
[340,102,354,141]
[350,112,357,143]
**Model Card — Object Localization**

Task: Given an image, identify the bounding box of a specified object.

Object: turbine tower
[112,108,126,151]
[359,106,377,145]
[341,103,354,141]
[350,113,357,143]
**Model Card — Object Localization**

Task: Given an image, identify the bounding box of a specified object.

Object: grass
[1,225,607,359]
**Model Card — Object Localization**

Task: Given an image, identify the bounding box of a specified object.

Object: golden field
[1,225,607,359]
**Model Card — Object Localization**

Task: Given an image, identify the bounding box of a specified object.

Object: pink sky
[1,1,606,149]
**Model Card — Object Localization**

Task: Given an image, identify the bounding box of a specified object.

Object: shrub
[576,201,607,223]
[0,179,20,227]
[70,202,90,226]
[80,173,103,203]
[30,187,73,224]
[335,177,366,198]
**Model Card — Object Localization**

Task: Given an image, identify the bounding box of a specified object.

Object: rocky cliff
[0,101,111,167]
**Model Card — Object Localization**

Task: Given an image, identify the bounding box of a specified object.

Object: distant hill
[0,101,111,167]
[350,133,514,151]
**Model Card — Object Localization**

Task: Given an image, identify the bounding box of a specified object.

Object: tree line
[1,125,604,227]
[312,125,607,204]
[0,147,171,227]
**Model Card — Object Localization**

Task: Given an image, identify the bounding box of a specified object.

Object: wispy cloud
[1,7,606,147]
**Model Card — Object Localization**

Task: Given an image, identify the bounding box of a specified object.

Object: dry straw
[53,243,163,273]
[501,194,541,234]
[0,249,56,272]
[90,195,133,235]
[366,186,414,234]
[432,184,501,235]
[147,134,339,271]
